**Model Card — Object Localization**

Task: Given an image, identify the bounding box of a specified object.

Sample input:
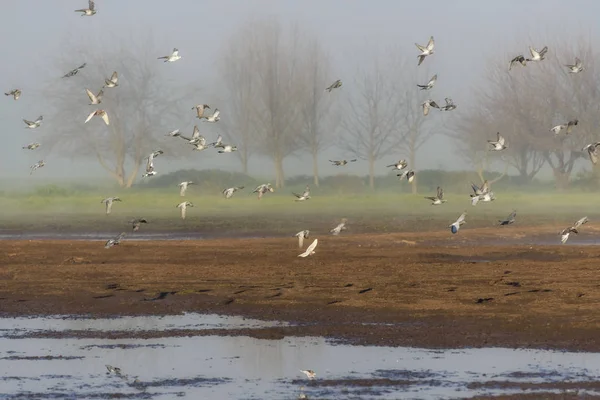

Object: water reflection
[1,316,600,399]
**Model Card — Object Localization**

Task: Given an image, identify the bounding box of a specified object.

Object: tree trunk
[552,169,570,191]
[368,156,375,190]
[125,161,143,188]
[274,155,285,188]
[312,150,319,186]
[240,149,249,175]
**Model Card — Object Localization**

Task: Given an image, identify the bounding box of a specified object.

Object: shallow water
[1,314,599,399]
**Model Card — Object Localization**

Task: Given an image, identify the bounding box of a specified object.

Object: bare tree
[298,39,338,186]
[42,35,194,188]
[342,56,404,189]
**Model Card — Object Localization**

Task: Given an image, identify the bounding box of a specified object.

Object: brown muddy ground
[1,225,600,350]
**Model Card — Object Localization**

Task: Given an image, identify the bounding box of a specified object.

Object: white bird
[330,218,347,235]
[417,74,437,90]
[295,230,310,248]
[101,197,122,215]
[292,185,311,201]
[298,239,318,258]
[440,97,457,112]
[204,109,220,123]
[424,186,446,205]
[105,232,126,249]
[85,88,103,105]
[470,180,490,197]
[386,160,408,170]
[30,160,45,175]
[560,216,588,244]
[192,104,211,119]
[550,120,578,135]
[488,132,507,151]
[422,100,440,116]
[179,181,194,196]
[218,145,237,153]
[165,129,181,137]
[565,57,584,74]
[526,45,548,62]
[252,183,274,199]
[176,201,193,220]
[471,191,496,206]
[85,109,109,125]
[103,71,119,88]
[210,134,225,148]
[142,150,163,177]
[397,170,415,183]
[22,142,40,150]
[174,125,206,147]
[74,0,96,16]
[583,142,600,165]
[222,186,244,199]
[23,115,43,129]
[300,370,316,379]
[5,89,21,100]
[158,48,181,62]
[449,211,467,234]
[415,36,435,66]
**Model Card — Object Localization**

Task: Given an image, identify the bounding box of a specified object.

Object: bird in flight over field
[23,115,43,129]
[30,160,45,175]
[222,186,244,199]
[526,46,548,62]
[397,170,415,183]
[329,159,357,166]
[499,210,517,226]
[422,99,440,116]
[5,89,21,100]
[449,211,467,234]
[325,79,342,92]
[218,145,237,153]
[105,232,126,249]
[176,201,194,220]
[424,186,446,205]
[253,183,274,199]
[103,71,119,88]
[565,57,584,74]
[508,55,527,71]
[142,150,163,177]
[192,104,211,119]
[298,239,318,258]
[583,142,600,165]
[300,370,317,379]
[417,74,437,90]
[178,181,194,196]
[85,109,109,125]
[63,63,87,78]
[488,132,507,151]
[75,0,96,16]
[440,97,457,111]
[330,218,347,235]
[158,48,181,62]
[86,88,103,105]
[292,185,311,201]
[550,119,578,135]
[130,218,148,232]
[560,216,588,244]
[387,159,408,171]
[295,230,310,248]
[204,109,221,123]
[101,197,122,215]
[415,36,435,66]
[22,142,40,150]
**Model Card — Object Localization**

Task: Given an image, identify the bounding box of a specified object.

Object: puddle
[1,315,600,399]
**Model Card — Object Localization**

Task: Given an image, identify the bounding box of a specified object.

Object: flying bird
[471,191,496,206]
[30,160,45,175]
[105,232,126,249]
[218,145,237,153]
[387,160,408,171]
[582,142,600,165]
[295,230,310,248]
[526,46,548,62]
[292,185,311,201]
[210,134,225,148]
[103,71,119,88]
[417,74,437,90]
[176,201,194,220]
[74,0,96,16]
[142,150,163,177]
[471,180,490,197]
[101,197,122,215]
[449,211,467,234]
[298,239,318,258]
[22,142,40,150]
[560,216,588,244]
[178,181,194,196]
[85,109,109,125]
[204,109,220,123]
[508,55,527,71]
[550,120,578,135]
[422,99,440,116]
[329,159,357,166]
[130,218,148,232]
[222,186,244,199]
[440,98,457,111]
[424,186,446,205]
[300,370,317,380]
[565,57,584,74]
[397,170,415,183]
[85,88,103,105]
[192,104,211,119]
[62,63,87,78]
[488,132,507,151]
[330,218,347,235]
[252,183,274,199]
[415,36,435,66]
[165,129,181,137]
[23,115,43,129]
[325,79,342,92]
[105,365,123,376]
[499,210,517,226]
[158,48,181,62]
[4,89,21,100]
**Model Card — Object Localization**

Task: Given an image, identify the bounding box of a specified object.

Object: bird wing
[508,210,517,221]
[299,239,318,257]
[298,234,304,248]
[457,212,467,224]
[574,216,588,229]
[529,46,539,58]
[480,180,489,194]
[588,146,598,165]
[426,36,434,51]
[101,111,110,125]
[428,74,437,86]
[415,43,426,52]
[106,201,112,214]
[422,102,430,116]
[84,111,96,123]
[424,196,436,201]
[88,0,95,10]
[539,46,548,58]
[213,109,220,119]
[575,57,582,67]
[110,71,118,83]
[181,205,186,219]
[292,192,302,199]
[417,55,426,66]
[86,88,97,103]
[498,133,505,146]
[192,125,200,139]
[179,185,186,196]
[172,48,179,56]
[437,186,443,199]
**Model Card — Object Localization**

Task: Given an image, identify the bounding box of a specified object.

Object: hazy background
[1,0,597,184]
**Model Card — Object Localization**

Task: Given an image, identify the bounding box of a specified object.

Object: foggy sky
[1,0,597,182]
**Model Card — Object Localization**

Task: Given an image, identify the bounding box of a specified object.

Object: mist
[1,0,599,188]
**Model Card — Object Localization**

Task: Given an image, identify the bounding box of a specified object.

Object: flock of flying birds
[3,8,595,254]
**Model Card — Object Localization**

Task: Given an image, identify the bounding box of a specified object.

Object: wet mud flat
[2,227,600,351]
